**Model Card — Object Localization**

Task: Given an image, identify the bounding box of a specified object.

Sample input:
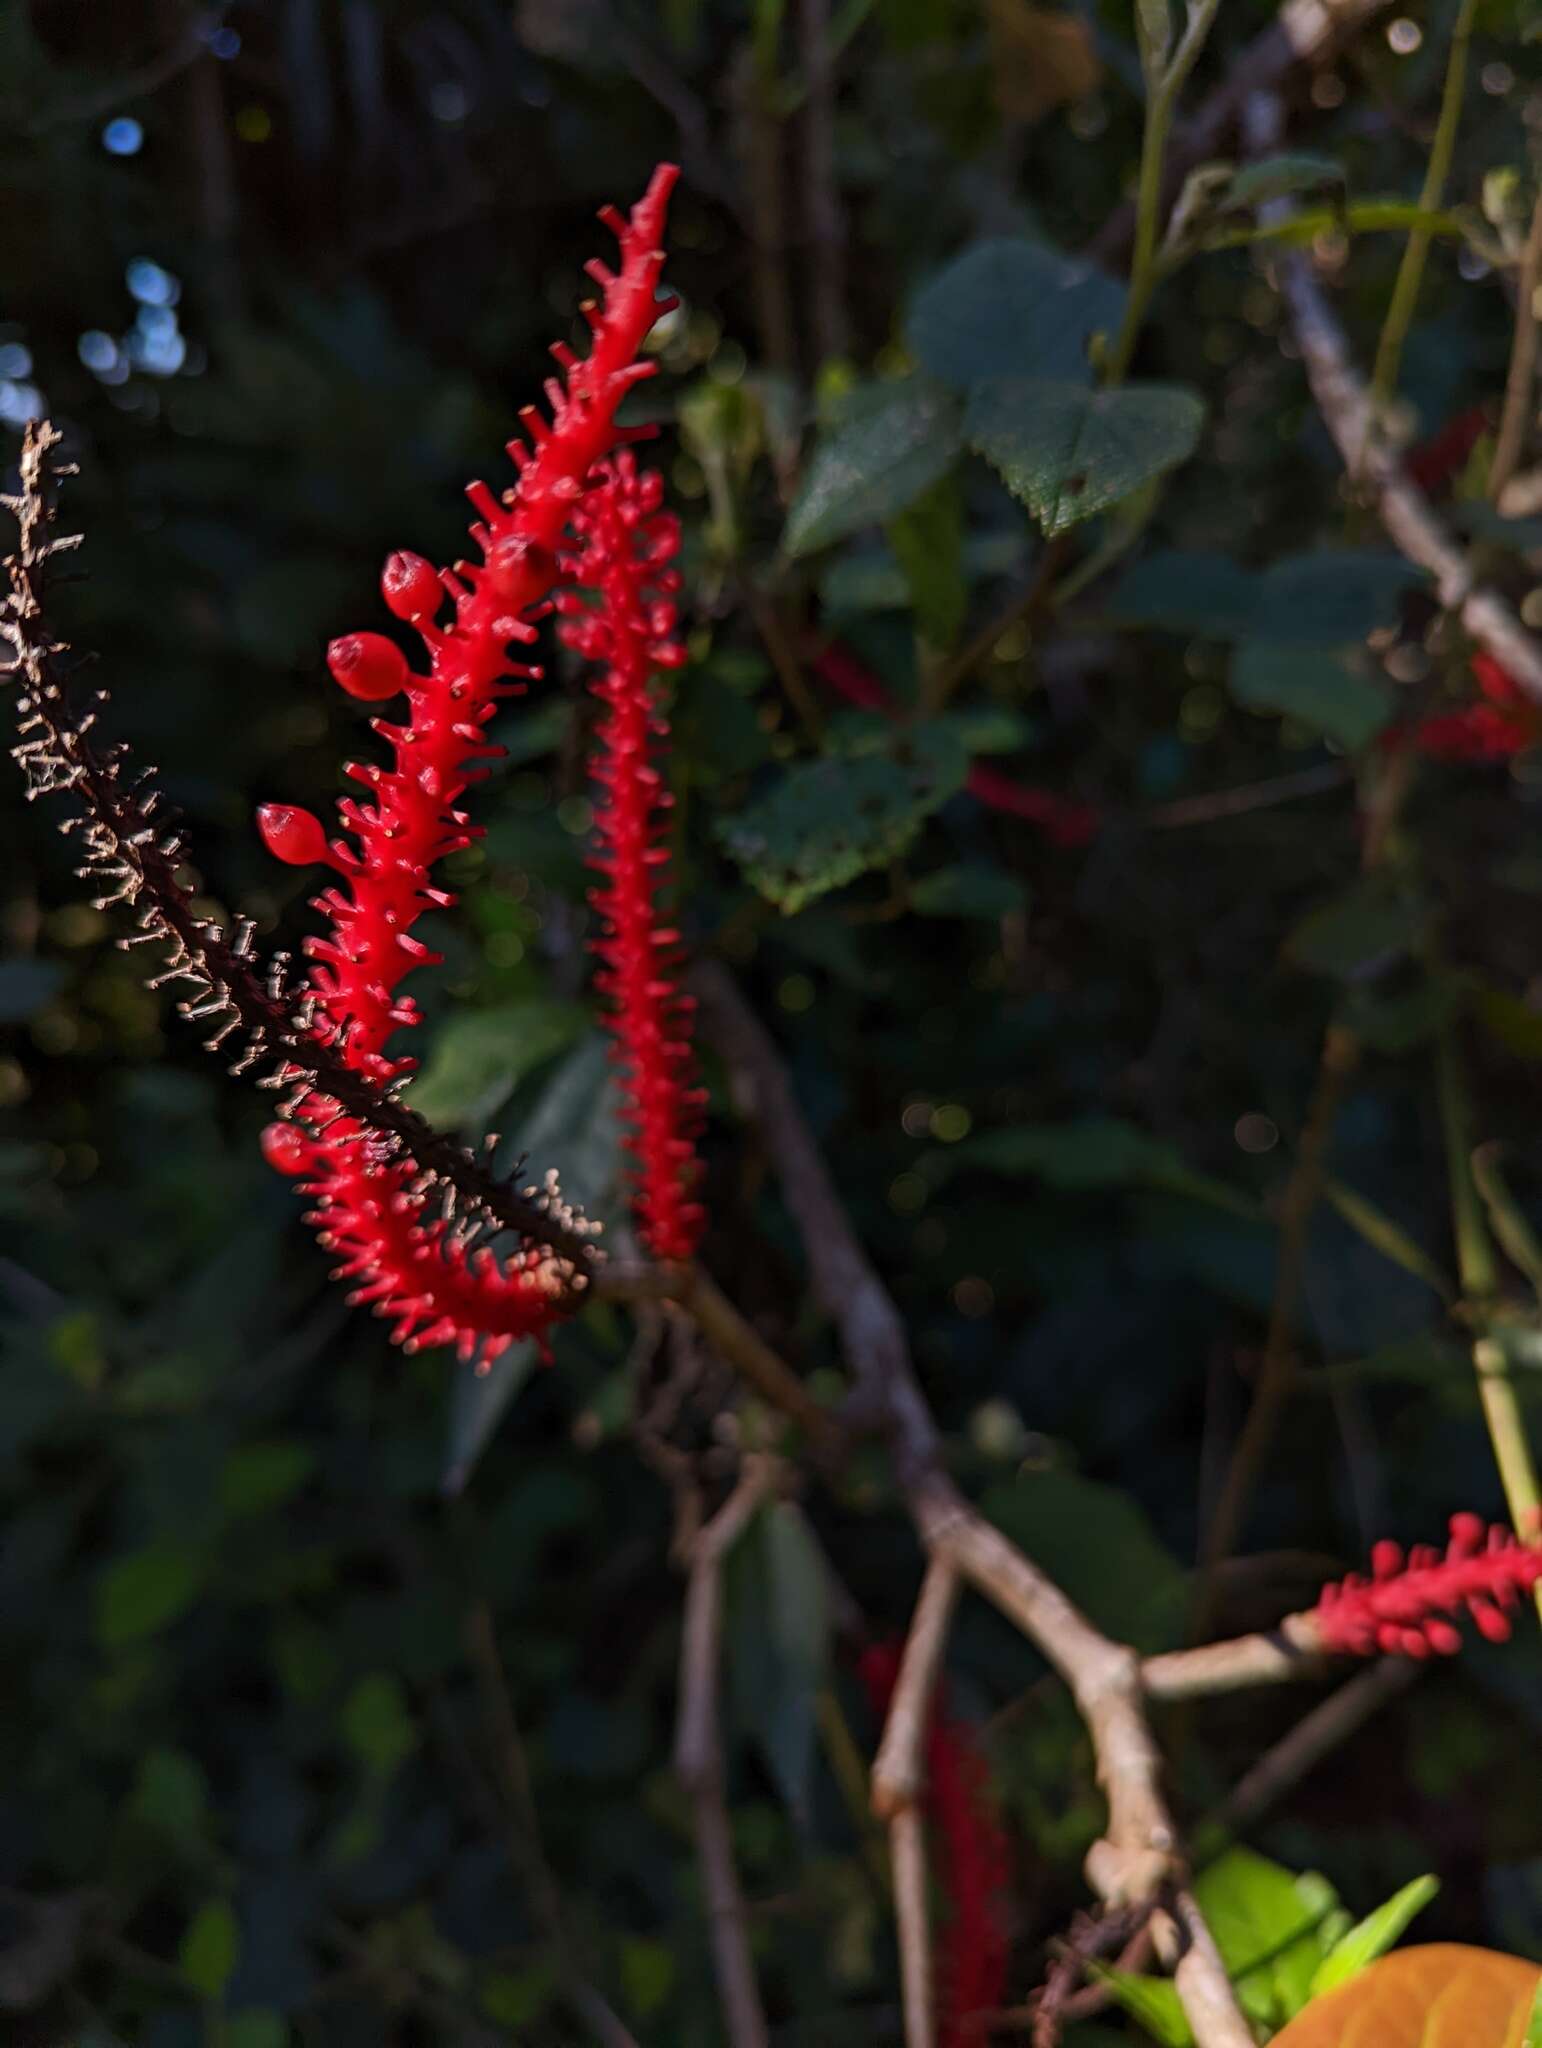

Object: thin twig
[1143,1614,1329,1699]
[675,1458,781,2048]
[1145,760,1350,827]
[893,1806,936,2048]
[1195,1659,1418,1852]
[1491,191,1542,504]
[871,1559,961,1819]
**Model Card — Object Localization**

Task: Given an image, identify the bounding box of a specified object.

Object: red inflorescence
[256,165,680,1367]
[558,453,704,1262]
[860,1644,1012,2048]
[1312,1513,1542,1659]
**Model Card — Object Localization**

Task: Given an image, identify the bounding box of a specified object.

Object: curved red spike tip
[261,1121,314,1177]
[257,802,331,867]
[1313,1514,1542,1658]
[256,167,683,1366]
[859,1642,1011,2048]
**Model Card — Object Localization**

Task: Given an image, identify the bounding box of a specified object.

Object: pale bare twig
[687,960,1255,2046]
[870,1560,961,2048]
[1249,94,1542,704]
[1145,760,1349,827]
[871,1559,961,1820]
[1143,1613,1329,1699]
[893,1806,937,2048]
[675,1457,781,2048]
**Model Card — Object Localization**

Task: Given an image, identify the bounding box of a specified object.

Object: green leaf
[179,1899,240,2001]
[982,1470,1187,1652]
[783,378,963,556]
[406,997,587,1131]
[1248,551,1423,647]
[1229,642,1392,750]
[1089,1967,1192,2045]
[95,1540,205,1649]
[1320,1179,1453,1300]
[1309,1874,1439,1997]
[1525,1976,1542,2048]
[909,863,1027,920]
[729,1503,831,1824]
[1223,154,1346,211]
[1194,1849,1337,2024]
[1284,887,1421,979]
[130,1747,211,1843]
[342,1672,418,1779]
[443,1343,541,1498]
[966,378,1205,538]
[887,472,967,650]
[1102,551,1261,637]
[227,2015,288,2048]
[620,1936,677,2017]
[219,1441,316,1520]
[907,238,1127,390]
[717,721,970,914]
[928,1116,1256,1217]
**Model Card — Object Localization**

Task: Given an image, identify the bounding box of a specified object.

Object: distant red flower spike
[257,167,679,1362]
[1313,1514,1542,1658]
[1414,702,1536,762]
[860,1642,1011,2048]
[1470,650,1525,709]
[560,452,703,1262]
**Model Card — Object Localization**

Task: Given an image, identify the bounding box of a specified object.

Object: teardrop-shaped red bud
[380,550,440,621]
[485,534,555,609]
[328,632,408,701]
[260,1122,312,1176]
[257,802,330,866]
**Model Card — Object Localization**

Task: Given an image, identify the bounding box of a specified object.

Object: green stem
[1435,1023,1542,1600]
[1104,0,1224,386]
[1369,0,1478,405]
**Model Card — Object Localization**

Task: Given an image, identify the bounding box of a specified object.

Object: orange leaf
[1273,1945,1541,2048]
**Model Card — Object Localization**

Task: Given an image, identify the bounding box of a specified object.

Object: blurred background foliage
[5,0,1542,2042]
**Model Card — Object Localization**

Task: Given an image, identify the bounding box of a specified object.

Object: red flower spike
[561,452,704,1262]
[860,1644,1011,2048]
[1312,1515,1542,1658]
[258,166,679,1363]
[327,631,410,701]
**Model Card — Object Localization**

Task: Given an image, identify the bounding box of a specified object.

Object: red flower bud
[260,1122,312,1176]
[380,550,440,621]
[327,632,409,701]
[257,802,330,867]
[484,533,556,610]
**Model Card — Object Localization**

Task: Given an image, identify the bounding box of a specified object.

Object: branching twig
[1249,99,1542,704]
[675,1457,781,2048]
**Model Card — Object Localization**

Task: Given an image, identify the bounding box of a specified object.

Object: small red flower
[1410,651,1541,761]
[1404,403,1488,498]
[1313,1513,1542,1658]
